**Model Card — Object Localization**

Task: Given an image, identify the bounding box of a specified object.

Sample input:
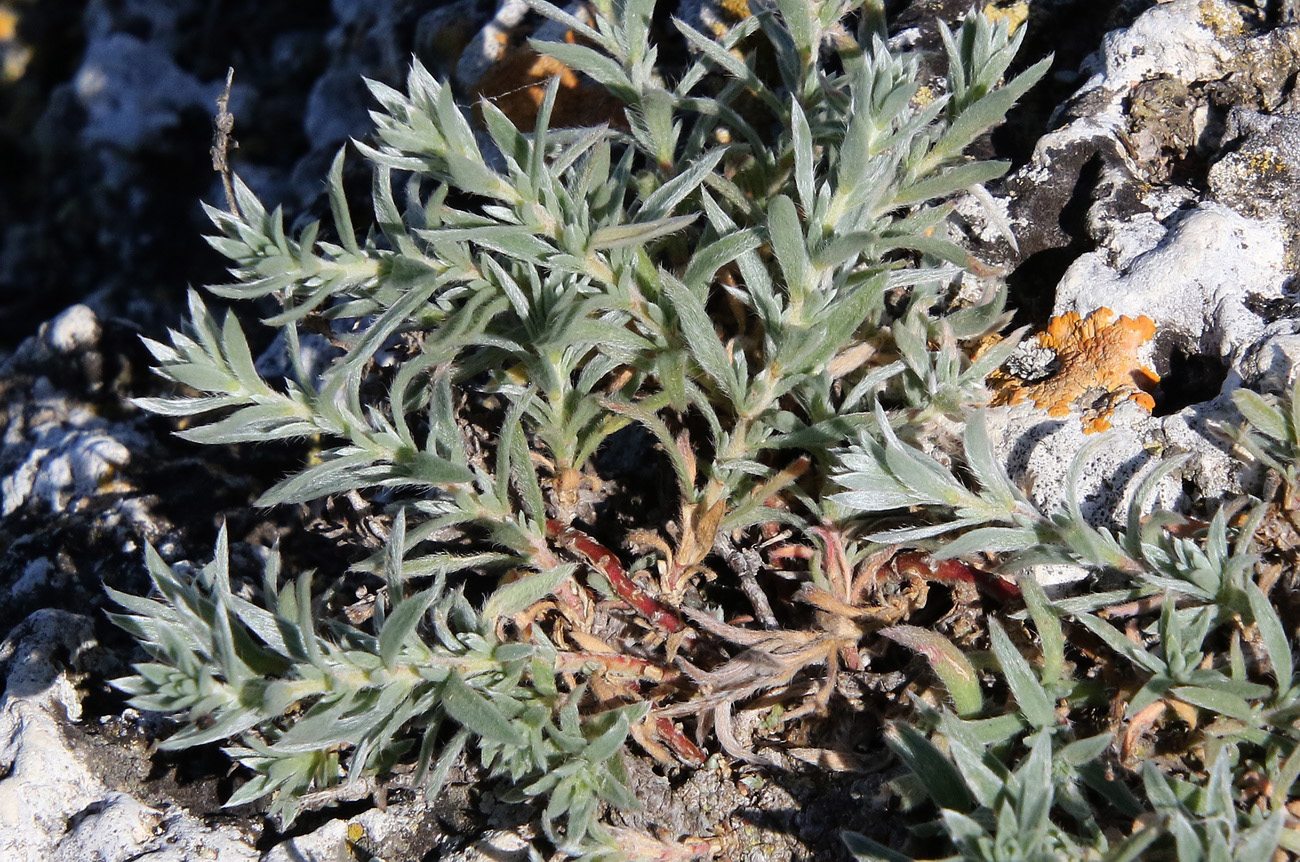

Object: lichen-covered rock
[982,0,1300,566]
[1208,108,1300,267]
[989,308,1159,434]
[6,0,1300,855]
[260,803,445,862]
[1054,203,1286,361]
[984,198,1287,558]
[1078,0,1244,96]
[451,0,627,130]
[1005,0,1267,265]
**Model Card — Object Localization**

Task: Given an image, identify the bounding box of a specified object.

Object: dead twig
[211,67,238,215]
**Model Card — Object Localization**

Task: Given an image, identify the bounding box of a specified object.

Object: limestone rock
[0,610,259,862]
[74,32,220,157]
[0,306,152,518]
[986,0,1300,573]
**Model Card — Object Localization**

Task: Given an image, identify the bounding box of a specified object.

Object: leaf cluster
[837,421,1300,861]
[110,514,636,850]
[849,561,1300,862]
[113,0,1054,855]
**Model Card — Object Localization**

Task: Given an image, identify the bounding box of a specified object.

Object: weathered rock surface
[977,0,1300,590]
[0,610,259,862]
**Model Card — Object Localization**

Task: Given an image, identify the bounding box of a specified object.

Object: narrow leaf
[441,672,526,747]
[882,625,982,716]
[379,586,440,668]
[482,565,577,622]
[989,619,1055,728]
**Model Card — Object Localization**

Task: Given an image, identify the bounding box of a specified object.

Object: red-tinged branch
[892,550,1021,602]
[554,650,679,682]
[547,519,691,637]
[652,716,706,766]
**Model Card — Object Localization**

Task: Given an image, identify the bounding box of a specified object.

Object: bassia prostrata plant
[108,0,1300,857]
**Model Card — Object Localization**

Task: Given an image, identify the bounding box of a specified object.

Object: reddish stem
[893,550,1021,602]
[653,716,707,766]
[548,520,689,636]
[554,651,678,682]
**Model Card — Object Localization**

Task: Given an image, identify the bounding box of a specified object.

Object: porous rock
[261,803,443,862]
[1237,323,1300,396]
[983,0,1300,585]
[0,306,151,518]
[1054,203,1286,361]
[0,609,258,862]
[1007,0,1252,261]
[1208,108,1300,267]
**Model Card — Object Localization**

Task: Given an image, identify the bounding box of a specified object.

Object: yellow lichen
[1241,150,1289,179]
[913,84,939,109]
[717,0,752,22]
[1198,0,1246,40]
[988,307,1160,434]
[983,1,1029,35]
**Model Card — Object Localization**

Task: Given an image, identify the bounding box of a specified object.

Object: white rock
[1237,323,1300,394]
[440,827,536,862]
[0,305,151,516]
[259,803,440,862]
[44,305,101,355]
[1157,394,1244,502]
[1054,203,1287,361]
[0,611,259,862]
[0,611,109,861]
[50,794,163,862]
[9,559,56,598]
[4,304,101,372]
[987,401,1175,527]
[2,423,136,516]
[455,0,531,89]
[260,819,354,862]
[987,0,1292,590]
[1075,0,1242,99]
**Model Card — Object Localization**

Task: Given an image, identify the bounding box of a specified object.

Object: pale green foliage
[113,0,1054,854]
[1227,374,1300,490]
[109,514,638,848]
[833,375,1300,860]
[887,287,1023,424]
[113,0,1300,855]
[846,567,1300,862]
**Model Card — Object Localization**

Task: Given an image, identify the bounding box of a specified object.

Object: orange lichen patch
[988,307,1160,434]
[471,30,626,132]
